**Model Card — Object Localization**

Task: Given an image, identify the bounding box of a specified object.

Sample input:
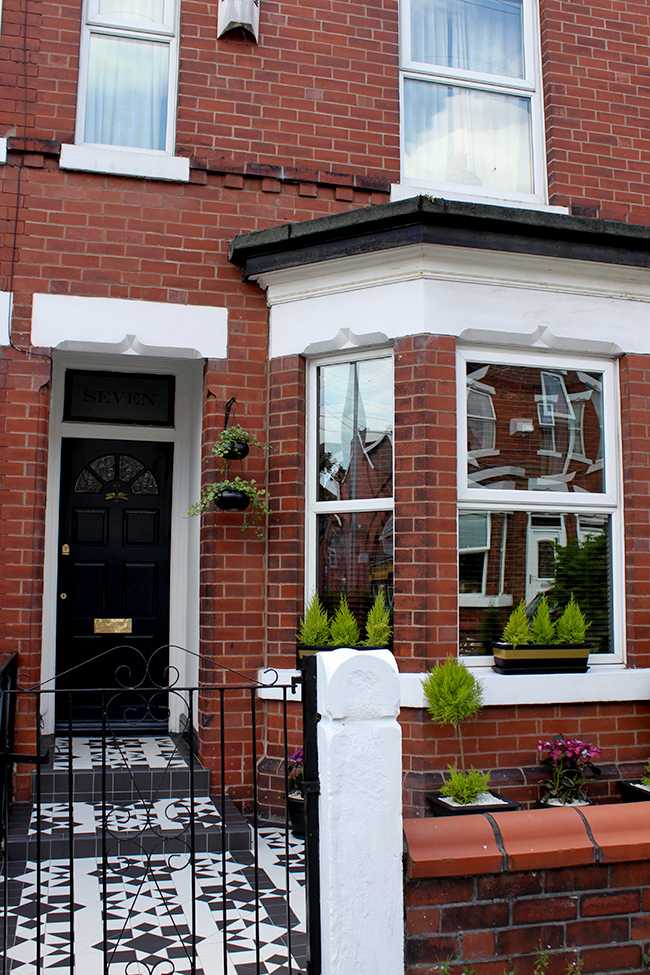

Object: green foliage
[297,592,331,646]
[529,595,556,645]
[548,530,609,652]
[555,595,590,644]
[422,657,484,771]
[564,961,583,975]
[533,944,550,975]
[641,761,650,789]
[330,595,360,647]
[364,589,392,646]
[502,600,531,648]
[440,765,491,805]
[210,422,270,459]
[188,476,271,537]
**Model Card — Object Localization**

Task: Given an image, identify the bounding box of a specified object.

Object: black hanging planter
[215,490,250,512]
[222,441,250,461]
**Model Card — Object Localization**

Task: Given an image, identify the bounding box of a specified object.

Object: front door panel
[56,439,173,729]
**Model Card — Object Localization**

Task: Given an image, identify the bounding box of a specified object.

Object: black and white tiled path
[3,736,306,974]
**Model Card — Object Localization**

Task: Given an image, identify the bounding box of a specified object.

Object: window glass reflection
[318,511,394,632]
[318,358,393,502]
[459,511,611,656]
[466,363,605,492]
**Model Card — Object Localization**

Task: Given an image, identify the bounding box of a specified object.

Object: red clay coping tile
[492,807,595,871]
[580,800,650,862]
[403,816,503,879]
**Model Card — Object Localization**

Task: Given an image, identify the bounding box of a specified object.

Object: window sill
[261,664,649,708]
[390,181,569,215]
[59,144,190,182]
[459,594,513,608]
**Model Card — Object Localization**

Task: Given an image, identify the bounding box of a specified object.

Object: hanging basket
[215,490,250,512]
[222,441,250,461]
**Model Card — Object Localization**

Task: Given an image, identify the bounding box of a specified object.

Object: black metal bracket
[223,396,237,429]
[302,778,320,796]
[290,675,301,693]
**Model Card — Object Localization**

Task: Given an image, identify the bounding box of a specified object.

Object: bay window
[400,0,547,203]
[457,348,622,663]
[308,354,394,631]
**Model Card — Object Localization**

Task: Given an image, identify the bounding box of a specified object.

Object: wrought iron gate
[0,646,318,975]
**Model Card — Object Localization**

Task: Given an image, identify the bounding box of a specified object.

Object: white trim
[74,0,180,155]
[32,294,227,360]
[0,138,6,165]
[401,667,650,707]
[0,291,12,345]
[260,666,650,708]
[60,144,189,182]
[398,0,549,204]
[40,351,203,735]
[389,182,568,212]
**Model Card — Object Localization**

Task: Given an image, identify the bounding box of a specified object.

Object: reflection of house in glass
[460,363,611,656]
[318,430,394,627]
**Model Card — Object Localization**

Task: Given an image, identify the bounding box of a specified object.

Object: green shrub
[330,595,360,647]
[422,657,484,772]
[529,595,556,645]
[440,765,491,805]
[502,599,531,648]
[297,592,331,645]
[364,589,392,646]
[555,594,590,644]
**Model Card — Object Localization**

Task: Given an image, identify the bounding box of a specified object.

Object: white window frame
[73,0,181,159]
[398,0,549,206]
[456,346,625,666]
[305,349,394,602]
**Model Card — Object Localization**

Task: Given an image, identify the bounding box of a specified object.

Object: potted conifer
[296,590,392,662]
[421,657,519,816]
[492,595,592,674]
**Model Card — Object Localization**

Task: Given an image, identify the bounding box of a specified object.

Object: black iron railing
[0,646,314,975]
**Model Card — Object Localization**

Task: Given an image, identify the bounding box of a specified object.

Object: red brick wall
[540,0,650,222]
[406,861,650,974]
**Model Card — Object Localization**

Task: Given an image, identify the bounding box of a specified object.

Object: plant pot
[287,794,305,838]
[222,441,250,461]
[618,781,650,802]
[425,791,520,817]
[215,490,250,512]
[492,642,591,674]
[536,798,590,808]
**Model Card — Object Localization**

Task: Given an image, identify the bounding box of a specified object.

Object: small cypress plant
[529,595,556,645]
[329,595,360,647]
[556,594,590,644]
[363,589,392,647]
[421,657,488,804]
[502,599,531,648]
[297,592,331,646]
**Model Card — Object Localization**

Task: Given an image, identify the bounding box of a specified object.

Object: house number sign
[63,370,175,426]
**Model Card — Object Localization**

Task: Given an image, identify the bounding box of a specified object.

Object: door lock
[61,544,70,556]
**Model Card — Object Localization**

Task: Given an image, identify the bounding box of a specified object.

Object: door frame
[42,351,204,735]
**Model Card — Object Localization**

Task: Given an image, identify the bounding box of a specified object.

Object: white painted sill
[258,665,650,707]
[0,138,6,164]
[60,144,190,182]
[390,181,570,214]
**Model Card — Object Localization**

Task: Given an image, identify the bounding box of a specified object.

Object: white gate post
[316,648,403,975]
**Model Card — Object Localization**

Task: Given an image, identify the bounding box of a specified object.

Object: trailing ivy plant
[210,422,270,460]
[188,476,270,537]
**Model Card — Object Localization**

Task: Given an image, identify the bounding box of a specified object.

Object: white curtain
[410,0,523,78]
[404,78,532,193]
[85,33,169,150]
[97,0,165,25]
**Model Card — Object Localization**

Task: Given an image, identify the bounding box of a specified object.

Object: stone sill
[404,801,650,879]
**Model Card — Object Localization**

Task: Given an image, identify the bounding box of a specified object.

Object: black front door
[56,439,173,729]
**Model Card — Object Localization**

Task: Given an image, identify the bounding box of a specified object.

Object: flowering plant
[538,736,602,805]
[286,748,304,797]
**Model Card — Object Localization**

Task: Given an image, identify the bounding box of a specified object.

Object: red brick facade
[2,0,650,819]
